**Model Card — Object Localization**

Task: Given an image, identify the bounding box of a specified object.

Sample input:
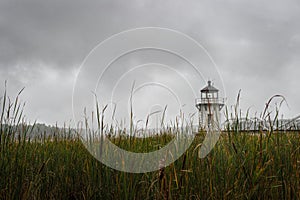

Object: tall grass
[0,87,299,199]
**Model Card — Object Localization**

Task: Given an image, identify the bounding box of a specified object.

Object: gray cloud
[0,0,300,125]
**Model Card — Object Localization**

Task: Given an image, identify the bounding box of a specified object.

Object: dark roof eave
[200,87,219,92]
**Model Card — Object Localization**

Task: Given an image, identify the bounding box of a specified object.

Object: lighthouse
[195,81,225,131]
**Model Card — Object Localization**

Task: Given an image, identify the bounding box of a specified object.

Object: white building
[195,81,225,131]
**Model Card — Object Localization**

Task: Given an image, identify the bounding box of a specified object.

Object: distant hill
[0,123,77,140]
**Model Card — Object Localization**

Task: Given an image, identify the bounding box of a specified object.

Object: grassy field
[1,90,300,199]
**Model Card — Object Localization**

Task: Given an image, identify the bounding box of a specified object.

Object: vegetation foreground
[1,90,300,199]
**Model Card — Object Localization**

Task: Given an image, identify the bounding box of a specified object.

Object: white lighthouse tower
[195,81,225,131]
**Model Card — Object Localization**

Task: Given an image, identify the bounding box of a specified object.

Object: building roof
[201,81,219,93]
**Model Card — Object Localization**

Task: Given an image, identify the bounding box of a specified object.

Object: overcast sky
[0,0,299,127]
